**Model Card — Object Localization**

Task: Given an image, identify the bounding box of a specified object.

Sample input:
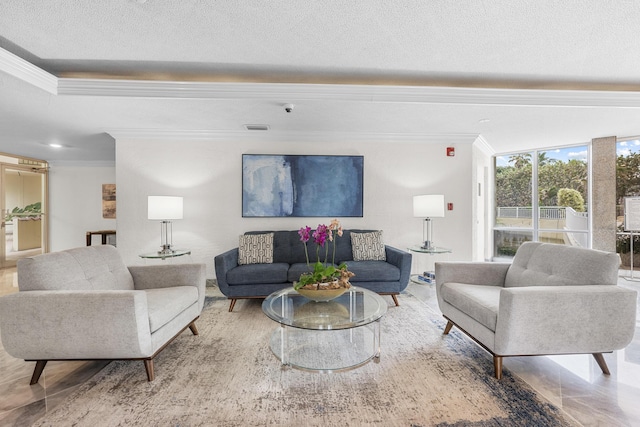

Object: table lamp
[148,196,183,255]
[413,195,445,250]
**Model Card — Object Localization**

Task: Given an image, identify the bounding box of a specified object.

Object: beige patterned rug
[33,292,579,426]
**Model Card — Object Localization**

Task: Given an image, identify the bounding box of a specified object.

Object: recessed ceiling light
[478,119,491,124]
[49,143,63,148]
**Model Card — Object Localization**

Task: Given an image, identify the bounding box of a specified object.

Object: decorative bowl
[295,281,350,302]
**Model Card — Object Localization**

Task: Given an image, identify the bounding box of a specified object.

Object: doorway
[0,155,48,269]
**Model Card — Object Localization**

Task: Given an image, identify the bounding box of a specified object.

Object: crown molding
[3,48,640,109]
[473,135,495,157]
[108,129,480,143]
[0,48,58,94]
[59,78,640,108]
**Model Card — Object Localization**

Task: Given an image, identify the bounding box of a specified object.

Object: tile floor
[0,266,639,426]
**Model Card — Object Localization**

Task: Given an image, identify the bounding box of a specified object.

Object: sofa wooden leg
[494,356,503,379]
[391,294,399,306]
[592,353,610,375]
[144,359,155,381]
[30,360,48,385]
[228,299,237,312]
[188,322,199,336]
[443,320,454,335]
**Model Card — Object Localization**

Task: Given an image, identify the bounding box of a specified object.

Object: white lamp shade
[413,195,445,218]
[148,196,183,220]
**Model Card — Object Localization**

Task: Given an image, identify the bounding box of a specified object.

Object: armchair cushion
[17,246,134,291]
[146,287,199,333]
[440,283,501,332]
[505,242,619,287]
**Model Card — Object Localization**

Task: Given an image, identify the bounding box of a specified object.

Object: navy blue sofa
[214,230,412,311]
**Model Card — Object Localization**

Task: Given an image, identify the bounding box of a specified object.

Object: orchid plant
[294,219,350,290]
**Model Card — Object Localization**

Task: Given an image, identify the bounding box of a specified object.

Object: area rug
[33,292,579,427]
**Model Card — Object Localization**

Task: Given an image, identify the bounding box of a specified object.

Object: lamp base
[157,245,175,255]
[421,240,434,250]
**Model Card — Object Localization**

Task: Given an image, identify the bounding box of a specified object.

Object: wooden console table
[86,230,116,246]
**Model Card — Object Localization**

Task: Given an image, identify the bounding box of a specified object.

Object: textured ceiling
[2,1,640,162]
[3,0,640,87]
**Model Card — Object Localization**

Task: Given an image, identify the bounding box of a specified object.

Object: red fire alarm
[448,203,453,211]
[447,147,455,156]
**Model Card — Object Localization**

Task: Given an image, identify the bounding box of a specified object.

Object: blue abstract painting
[242,154,364,217]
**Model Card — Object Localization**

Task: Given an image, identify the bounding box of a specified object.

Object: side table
[407,245,452,284]
[86,230,116,246]
[139,249,192,262]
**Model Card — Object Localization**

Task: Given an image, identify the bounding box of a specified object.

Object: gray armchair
[0,245,206,384]
[435,242,637,379]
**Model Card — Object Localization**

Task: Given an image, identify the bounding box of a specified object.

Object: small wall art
[102,184,116,219]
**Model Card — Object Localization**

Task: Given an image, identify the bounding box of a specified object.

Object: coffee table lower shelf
[269,322,381,372]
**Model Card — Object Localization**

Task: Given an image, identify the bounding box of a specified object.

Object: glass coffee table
[262,287,388,372]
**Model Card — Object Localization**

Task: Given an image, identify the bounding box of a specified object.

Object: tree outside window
[494,146,588,258]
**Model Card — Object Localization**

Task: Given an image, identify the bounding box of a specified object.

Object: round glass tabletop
[262,287,388,331]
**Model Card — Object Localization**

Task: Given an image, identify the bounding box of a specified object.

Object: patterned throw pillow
[351,231,386,261]
[238,233,274,265]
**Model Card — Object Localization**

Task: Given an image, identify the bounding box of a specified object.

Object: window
[615,138,640,269]
[493,146,589,259]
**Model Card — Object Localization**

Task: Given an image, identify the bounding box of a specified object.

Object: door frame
[0,158,49,269]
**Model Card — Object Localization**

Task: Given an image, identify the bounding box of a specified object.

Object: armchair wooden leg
[443,320,454,335]
[30,360,48,385]
[494,356,503,379]
[391,294,399,306]
[228,299,237,312]
[143,359,155,381]
[592,353,610,375]
[188,322,199,336]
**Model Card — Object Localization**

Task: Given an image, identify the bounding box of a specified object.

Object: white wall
[115,138,476,278]
[48,163,116,251]
[472,139,493,261]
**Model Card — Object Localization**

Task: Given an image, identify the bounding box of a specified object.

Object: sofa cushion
[505,242,619,288]
[351,231,386,261]
[288,262,314,283]
[238,233,274,265]
[440,283,502,332]
[226,263,289,285]
[247,229,382,265]
[247,231,306,264]
[145,286,199,333]
[344,260,399,282]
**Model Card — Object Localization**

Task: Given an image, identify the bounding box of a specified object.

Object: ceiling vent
[244,124,270,131]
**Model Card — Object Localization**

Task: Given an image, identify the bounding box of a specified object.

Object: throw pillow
[238,233,274,265]
[351,231,386,261]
